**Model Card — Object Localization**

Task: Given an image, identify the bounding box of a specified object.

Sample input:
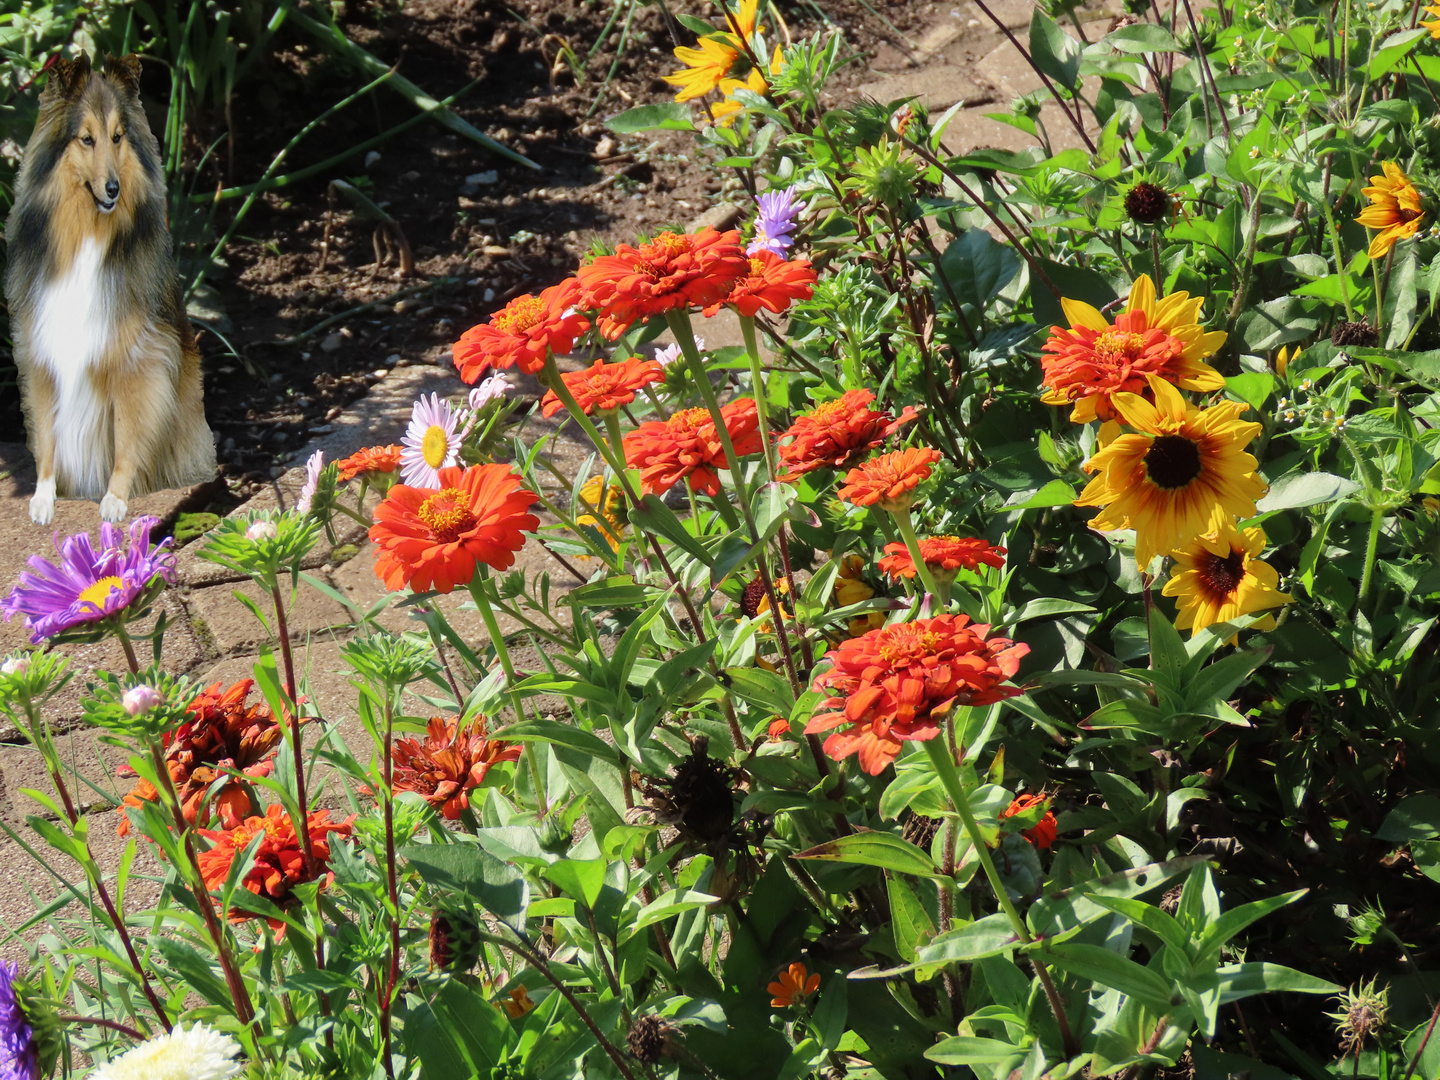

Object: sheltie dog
[5,52,215,525]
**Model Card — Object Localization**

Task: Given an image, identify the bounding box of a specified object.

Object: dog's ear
[103,54,142,96]
[45,53,92,102]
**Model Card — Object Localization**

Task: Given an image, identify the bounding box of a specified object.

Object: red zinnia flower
[877,536,1007,583]
[539,355,665,418]
[702,250,817,317]
[390,716,522,819]
[805,614,1029,775]
[768,962,820,1008]
[776,389,917,480]
[370,464,540,593]
[622,398,763,496]
[336,444,403,482]
[577,228,749,339]
[837,447,944,513]
[1000,793,1058,850]
[452,278,591,381]
[116,678,295,837]
[197,804,354,931]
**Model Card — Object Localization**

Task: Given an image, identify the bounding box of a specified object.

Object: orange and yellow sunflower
[1161,519,1292,638]
[1355,161,1426,259]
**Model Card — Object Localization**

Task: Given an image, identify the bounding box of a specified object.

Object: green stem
[113,623,140,675]
[741,315,780,482]
[1358,504,1385,603]
[469,575,548,817]
[890,505,943,600]
[1320,160,1357,322]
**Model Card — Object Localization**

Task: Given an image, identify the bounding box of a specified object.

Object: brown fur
[5,52,215,524]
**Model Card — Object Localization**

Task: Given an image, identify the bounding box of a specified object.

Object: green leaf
[1216,962,1339,1002]
[1104,23,1184,52]
[1194,890,1307,961]
[543,858,608,909]
[492,718,615,760]
[1007,478,1077,509]
[628,889,720,937]
[916,912,1024,964]
[1031,258,1117,330]
[1087,895,1190,955]
[724,666,796,718]
[1224,372,1274,411]
[1254,471,1360,512]
[938,228,1021,309]
[1028,856,1207,937]
[153,937,232,1006]
[1376,794,1440,841]
[793,831,940,878]
[400,842,529,923]
[606,102,694,133]
[1030,9,1081,90]
[628,495,712,564]
[1041,943,1174,1007]
[928,1036,1030,1065]
[887,875,939,963]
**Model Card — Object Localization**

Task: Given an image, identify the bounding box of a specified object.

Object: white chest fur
[29,236,115,497]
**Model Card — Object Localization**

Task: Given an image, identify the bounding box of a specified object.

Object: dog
[4,52,215,525]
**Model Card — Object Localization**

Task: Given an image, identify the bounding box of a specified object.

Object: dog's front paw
[30,481,55,526]
[99,492,127,523]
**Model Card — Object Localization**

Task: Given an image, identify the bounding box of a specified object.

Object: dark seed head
[740,575,768,619]
[1198,547,1246,598]
[1331,318,1379,347]
[1124,181,1171,226]
[627,1014,677,1064]
[642,737,740,845]
[1144,434,1204,490]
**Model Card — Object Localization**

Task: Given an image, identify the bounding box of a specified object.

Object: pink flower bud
[2,656,30,676]
[123,685,163,716]
[246,520,278,541]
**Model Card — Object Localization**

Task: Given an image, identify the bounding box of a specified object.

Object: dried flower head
[1123,180,1171,225]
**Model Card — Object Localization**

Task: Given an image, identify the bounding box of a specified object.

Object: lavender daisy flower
[2,517,175,644]
[400,393,463,488]
[748,185,801,256]
[0,960,37,1080]
[296,450,324,512]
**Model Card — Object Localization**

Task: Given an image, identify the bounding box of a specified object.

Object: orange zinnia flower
[768,962,820,1008]
[577,228,749,339]
[805,614,1028,775]
[877,536,1006,583]
[1356,161,1427,259]
[1040,274,1226,425]
[116,678,294,837]
[622,398,763,496]
[837,447,943,513]
[778,389,918,481]
[452,278,592,381]
[197,804,354,931]
[390,716,521,819]
[1000,793,1058,850]
[370,464,540,593]
[336,444,403,482]
[539,355,665,418]
[702,250,817,317]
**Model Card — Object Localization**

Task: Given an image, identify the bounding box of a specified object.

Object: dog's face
[43,54,146,217]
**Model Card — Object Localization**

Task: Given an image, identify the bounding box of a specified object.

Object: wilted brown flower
[391,716,522,819]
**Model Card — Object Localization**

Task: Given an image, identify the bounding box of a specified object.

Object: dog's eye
[112,130,123,144]
[80,134,94,148]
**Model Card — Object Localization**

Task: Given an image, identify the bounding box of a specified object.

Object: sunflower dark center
[1144,434,1203,490]
[1398,206,1423,223]
[1198,547,1247,599]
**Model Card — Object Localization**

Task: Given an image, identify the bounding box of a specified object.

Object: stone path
[0,0,1119,961]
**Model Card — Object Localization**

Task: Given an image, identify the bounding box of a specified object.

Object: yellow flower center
[78,575,125,609]
[748,257,766,276]
[1092,330,1147,365]
[1198,546,1247,600]
[876,624,943,664]
[670,407,711,432]
[491,295,546,335]
[418,488,477,543]
[1144,434,1204,490]
[421,425,450,469]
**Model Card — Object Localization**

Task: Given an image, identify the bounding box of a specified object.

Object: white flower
[245,520,278,542]
[88,1022,243,1080]
[468,372,509,411]
[121,685,163,716]
[654,337,705,367]
[296,450,324,512]
[2,656,30,676]
[400,393,463,488]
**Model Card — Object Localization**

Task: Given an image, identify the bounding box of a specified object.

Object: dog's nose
[104,179,119,200]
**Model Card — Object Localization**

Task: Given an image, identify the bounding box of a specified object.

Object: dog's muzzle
[89,181,118,214]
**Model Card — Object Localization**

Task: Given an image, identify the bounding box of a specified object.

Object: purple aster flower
[297,450,324,513]
[0,960,37,1080]
[2,516,175,644]
[400,393,463,488]
[748,185,802,256]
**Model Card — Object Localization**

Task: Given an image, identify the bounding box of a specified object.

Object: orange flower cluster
[197,804,354,931]
[577,228,750,339]
[452,279,591,381]
[838,447,943,513]
[1000,793,1058,850]
[337,444,403,482]
[539,355,665,418]
[116,679,293,837]
[370,464,540,593]
[768,962,820,1008]
[391,716,521,819]
[777,389,917,480]
[877,536,1006,583]
[623,399,762,496]
[806,615,1029,774]
[703,250,816,317]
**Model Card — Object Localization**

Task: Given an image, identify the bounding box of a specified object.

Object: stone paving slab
[0,723,130,827]
[183,576,353,656]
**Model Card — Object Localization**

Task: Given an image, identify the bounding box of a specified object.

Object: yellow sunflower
[832,553,885,637]
[573,476,626,561]
[1162,519,1292,638]
[1355,162,1426,259]
[1075,375,1266,568]
[1423,6,1440,39]
[709,46,784,126]
[1041,274,1227,425]
[663,0,762,102]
